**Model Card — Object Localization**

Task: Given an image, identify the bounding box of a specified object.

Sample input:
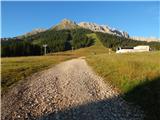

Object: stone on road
[2,58,144,120]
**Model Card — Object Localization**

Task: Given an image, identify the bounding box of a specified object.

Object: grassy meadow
[1,55,75,92]
[87,51,160,93]
[86,51,160,120]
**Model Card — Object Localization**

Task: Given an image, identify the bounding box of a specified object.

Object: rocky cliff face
[78,22,112,34]
[52,19,129,38]
[78,22,129,38]
[110,29,129,38]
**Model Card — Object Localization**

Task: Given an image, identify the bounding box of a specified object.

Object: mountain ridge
[2,18,159,43]
[51,19,130,38]
[19,18,159,42]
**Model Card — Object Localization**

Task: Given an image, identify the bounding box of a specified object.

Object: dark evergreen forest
[96,32,160,51]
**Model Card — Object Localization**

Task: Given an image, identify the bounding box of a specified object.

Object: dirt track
[2,58,144,120]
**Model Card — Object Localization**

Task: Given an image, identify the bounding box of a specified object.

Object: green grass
[1,55,75,92]
[86,51,160,120]
[86,52,160,92]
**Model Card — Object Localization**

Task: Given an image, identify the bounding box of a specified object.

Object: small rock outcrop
[25,28,46,36]
[16,28,46,39]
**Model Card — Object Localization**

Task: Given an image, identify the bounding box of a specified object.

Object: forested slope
[1,28,94,57]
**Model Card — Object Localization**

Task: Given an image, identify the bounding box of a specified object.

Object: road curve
[2,58,144,120]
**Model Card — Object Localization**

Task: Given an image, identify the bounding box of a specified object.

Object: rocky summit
[78,22,112,34]
[52,19,79,30]
[78,22,129,38]
[52,18,130,38]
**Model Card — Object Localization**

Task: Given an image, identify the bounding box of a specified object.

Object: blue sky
[1,1,160,38]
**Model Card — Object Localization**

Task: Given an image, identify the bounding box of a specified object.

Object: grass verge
[1,55,75,92]
[86,51,160,120]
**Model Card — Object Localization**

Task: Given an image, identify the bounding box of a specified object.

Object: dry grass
[86,51,160,93]
[86,51,160,120]
[1,55,74,92]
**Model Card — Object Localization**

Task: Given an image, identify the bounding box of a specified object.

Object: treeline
[96,32,160,51]
[1,39,41,57]
[1,28,94,57]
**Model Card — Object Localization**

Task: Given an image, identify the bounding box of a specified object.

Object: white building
[116,45,150,53]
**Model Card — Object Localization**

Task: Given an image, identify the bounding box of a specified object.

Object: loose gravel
[2,58,144,120]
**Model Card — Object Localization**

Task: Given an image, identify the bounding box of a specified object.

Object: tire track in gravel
[2,58,144,120]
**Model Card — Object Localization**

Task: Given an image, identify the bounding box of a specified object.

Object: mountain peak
[52,19,129,38]
[61,18,76,25]
[52,18,78,30]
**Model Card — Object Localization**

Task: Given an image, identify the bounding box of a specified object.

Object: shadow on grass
[123,76,160,120]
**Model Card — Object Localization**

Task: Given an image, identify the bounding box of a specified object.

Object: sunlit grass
[84,51,160,120]
[86,51,160,93]
[1,55,74,92]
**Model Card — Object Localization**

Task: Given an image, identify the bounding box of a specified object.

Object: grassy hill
[1,55,75,92]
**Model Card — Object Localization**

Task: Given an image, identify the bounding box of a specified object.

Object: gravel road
[2,58,144,120]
